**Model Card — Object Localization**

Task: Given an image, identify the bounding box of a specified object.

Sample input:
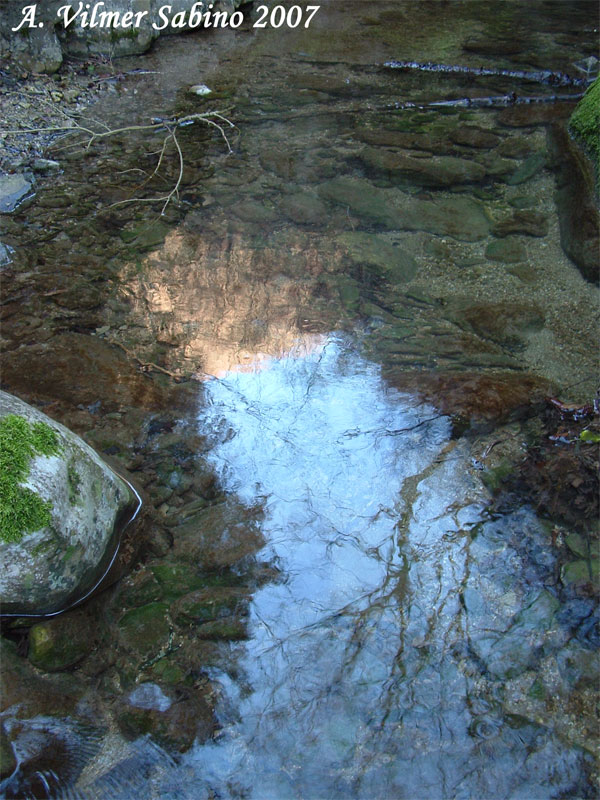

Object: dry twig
[1,109,236,214]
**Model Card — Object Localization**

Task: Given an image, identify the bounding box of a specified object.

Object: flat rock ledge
[0,391,133,615]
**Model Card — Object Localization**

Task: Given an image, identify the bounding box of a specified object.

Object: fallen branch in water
[384,60,592,88]
[1,109,236,214]
[386,91,584,111]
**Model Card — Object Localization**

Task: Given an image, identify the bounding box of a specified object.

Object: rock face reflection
[179,338,593,800]
[119,229,339,379]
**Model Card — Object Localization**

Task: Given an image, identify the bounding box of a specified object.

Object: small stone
[491,210,549,238]
[0,173,33,213]
[189,84,212,96]
[32,158,61,173]
[506,152,546,185]
[486,237,527,263]
[28,610,95,671]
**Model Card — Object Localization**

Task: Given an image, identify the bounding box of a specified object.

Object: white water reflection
[185,335,590,800]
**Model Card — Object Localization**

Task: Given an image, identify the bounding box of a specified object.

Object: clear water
[2,1,597,797]
[175,336,592,800]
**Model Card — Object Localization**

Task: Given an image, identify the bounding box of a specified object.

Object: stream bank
[1,1,599,797]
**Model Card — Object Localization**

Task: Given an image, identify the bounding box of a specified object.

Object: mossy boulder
[118,602,170,658]
[28,608,96,672]
[0,391,134,615]
[569,76,600,173]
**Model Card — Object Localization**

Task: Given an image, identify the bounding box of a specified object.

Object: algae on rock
[569,76,600,174]
[0,391,134,615]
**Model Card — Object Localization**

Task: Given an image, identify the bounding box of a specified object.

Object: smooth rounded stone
[450,300,545,344]
[318,177,491,240]
[194,617,248,640]
[485,236,527,263]
[317,176,398,227]
[449,125,501,149]
[507,263,538,284]
[497,137,535,159]
[384,370,550,426]
[189,83,212,96]
[32,159,61,173]
[400,195,492,241]
[171,499,265,569]
[0,333,168,411]
[479,154,517,179]
[335,231,417,283]
[0,174,33,213]
[118,684,214,751]
[0,391,133,615]
[28,609,95,672]
[117,602,170,658]
[359,147,486,186]
[171,587,249,626]
[561,559,599,586]
[150,562,206,600]
[280,191,328,225]
[506,152,547,185]
[232,199,279,224]
[508,195,536,209]
[354,128,456,155]
[498,102,574,127]
[492,210,549,237]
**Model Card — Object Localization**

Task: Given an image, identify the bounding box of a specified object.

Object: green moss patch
[0,414,61,544]
[569,77,600,172]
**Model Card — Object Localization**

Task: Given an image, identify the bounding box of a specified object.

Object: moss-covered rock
[569,77,600,173]
[0,391,134,615]
[28,609,96,672]
[118,602,170,658]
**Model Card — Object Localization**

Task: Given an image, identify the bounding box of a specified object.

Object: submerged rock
[117,683,214,751]
[318,177,491,240]
[0,174,33,214]
[358,148,486,186]
[0,391,134,615]
[547,123,599,284]
[335,232,417,283]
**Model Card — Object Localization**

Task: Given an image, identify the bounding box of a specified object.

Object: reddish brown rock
[384,370,551,426]
[0,333,168,412]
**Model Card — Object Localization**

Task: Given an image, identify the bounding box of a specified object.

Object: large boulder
[0,391,134,615]
[0,0,249,72]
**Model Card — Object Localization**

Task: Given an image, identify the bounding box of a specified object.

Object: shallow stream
[1,1,599,798]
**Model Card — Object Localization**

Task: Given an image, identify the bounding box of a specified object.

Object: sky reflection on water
[188,335,590,800]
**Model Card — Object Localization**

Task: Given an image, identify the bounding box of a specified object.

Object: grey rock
[0,241,14,266]
[318,177,491,241]
[0,174,34,214]
[0,391,133,614]
[336,232,417,284]
[485,237,527,263]
[359,147,486,186]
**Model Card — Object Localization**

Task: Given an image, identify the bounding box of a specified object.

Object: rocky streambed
[1,1,599,798]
